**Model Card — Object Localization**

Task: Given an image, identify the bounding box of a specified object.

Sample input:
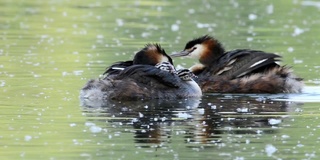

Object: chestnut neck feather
[199,39,225,66]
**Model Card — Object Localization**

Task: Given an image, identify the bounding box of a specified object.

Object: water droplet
[171,24,179,31]
[188,9,195,14]
[116,19,124,27]
[268,118,281,125]
[266,4,273,14]
[287,47,294,52]
[90,126,102,133]
[292,27,305,36]
[265,144,277,157]
[246,37,253,42]
[248,14,257,20]
[70,123,76,127]
[25,135,32,141]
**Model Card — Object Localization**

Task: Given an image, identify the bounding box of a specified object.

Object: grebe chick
[155,62,176,73]
[155,62,197,81]
[171,35,303,93]
[80,44,202,101]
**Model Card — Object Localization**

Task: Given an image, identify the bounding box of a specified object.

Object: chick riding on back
[80,44,202,101]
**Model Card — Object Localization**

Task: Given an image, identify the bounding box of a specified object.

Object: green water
[1,0,320,159]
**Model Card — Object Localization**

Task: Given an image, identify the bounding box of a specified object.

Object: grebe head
[133,43,173,66]
[171,35,225,65]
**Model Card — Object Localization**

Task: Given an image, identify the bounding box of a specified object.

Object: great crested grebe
[171,35,303,93]
[80,44,202,101]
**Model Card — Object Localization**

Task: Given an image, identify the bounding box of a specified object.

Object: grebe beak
[170,50,190,57]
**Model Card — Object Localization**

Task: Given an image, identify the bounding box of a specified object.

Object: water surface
[1,0,320,159]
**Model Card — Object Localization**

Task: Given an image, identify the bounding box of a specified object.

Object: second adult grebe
[171,35,303,93]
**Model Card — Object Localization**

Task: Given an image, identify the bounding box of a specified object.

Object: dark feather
[185,35,214,49]
[104,44,173,77]
[208,49,281,79]
[115,64,181,88]
[103,60,133,75]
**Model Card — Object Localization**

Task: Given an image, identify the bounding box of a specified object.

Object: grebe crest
[133,43,173,66]
[104,43,173,76]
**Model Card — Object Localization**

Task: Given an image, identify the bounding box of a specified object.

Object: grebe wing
[103,60,133,76]
[116,64,181,88]
[214,49,281,78]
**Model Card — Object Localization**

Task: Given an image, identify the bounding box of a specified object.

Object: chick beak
[170,50,190,57]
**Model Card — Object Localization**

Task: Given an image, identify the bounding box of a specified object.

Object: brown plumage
[80,44,202,101]
[171,35,303,93]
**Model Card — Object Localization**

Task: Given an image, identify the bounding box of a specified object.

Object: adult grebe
[80,44,202,101]
[171,35,303,93]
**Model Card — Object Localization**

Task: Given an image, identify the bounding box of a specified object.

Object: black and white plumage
[155,62,176,73]
[155,62,196,81]
[171,35,303,93]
